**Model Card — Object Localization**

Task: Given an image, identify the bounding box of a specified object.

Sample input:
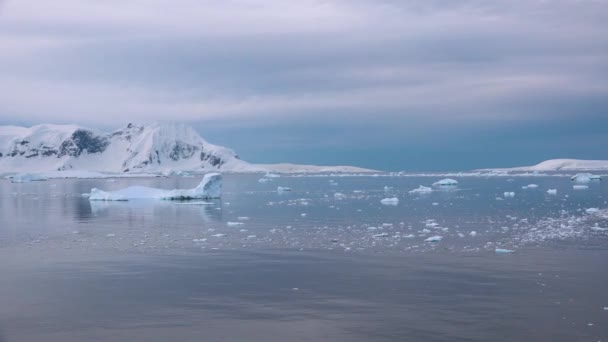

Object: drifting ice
[573,185,589,190]
[380,197,399,205]
[10,173,48,183]
[277,186,292,192]
[88,173,222,201]
[432,178,458,187]
[547,189,557,195]
[504,192,515,197]
[409,185,432,194]
[571,173,601,183]
[424,235,443,242]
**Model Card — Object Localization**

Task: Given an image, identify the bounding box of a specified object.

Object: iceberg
[380,197,399,205]
[89,173,222,201]
[432,178,458,187]
[409,185,432,194]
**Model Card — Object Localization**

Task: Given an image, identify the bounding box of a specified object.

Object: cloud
[0,0,607,128]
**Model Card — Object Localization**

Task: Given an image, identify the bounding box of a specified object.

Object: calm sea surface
[1,174,607,341]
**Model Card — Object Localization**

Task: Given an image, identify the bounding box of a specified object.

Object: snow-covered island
[0,123,376,178]
[481,159,608,172]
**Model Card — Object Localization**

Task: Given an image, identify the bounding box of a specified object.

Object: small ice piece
[573,185,589,190]
[372,232,390,238]
[334,192,346,200]
[547,189,557,195]
[432,178,458,187]
[227,222,244,227]
[409,186,432,194]
[237,216,250,221]
[495,248,515,254]
[585,208,599,214]
[504,192,516,197]
[590,225,608,232]
[301,213,307,217]
[277,186,292,192]
[211,233,226,238]
[247,235,257,239]
[424,235,443,243]
[380,197,399,206]
[470,231,477,237]
[89,173,222,201]
[384,186,393,191]
[258,178,271,183]
[106,233,116,237]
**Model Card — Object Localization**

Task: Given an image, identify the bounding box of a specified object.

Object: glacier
[89,173,222,201]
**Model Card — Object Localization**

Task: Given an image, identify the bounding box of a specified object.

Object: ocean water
[1,174,607,341]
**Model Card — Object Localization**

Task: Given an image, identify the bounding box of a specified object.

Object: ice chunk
[277,186,292,192]
[573,185,589,190]
[334,192,346,200]
[227,222,244,227]
[469,231,477,237]
[522,184,538,189]
[432,178,458,187]
[495,248,515,254]
[380,197,399,206]
[372,232,390,238]
[504,192,515,197]
[424,235,443,242]
[258,178,272,183]
[409,185,432,194]
[89,173,222,201]
[547,189,557,195]
[585,208,599,214]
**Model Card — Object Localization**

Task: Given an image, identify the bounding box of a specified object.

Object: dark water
[1,174,607,341]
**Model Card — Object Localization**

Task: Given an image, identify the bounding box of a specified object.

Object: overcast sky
[1,0,607,170]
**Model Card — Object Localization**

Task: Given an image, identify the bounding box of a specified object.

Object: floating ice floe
[547,189,557,195]
[227,222,244,227]
[522,184,538,189]
[432,178,458,187]
[571,173,601,183]
[88,173,222,201]
[258,178,272,183]
[424,235,443,242]
[495,248,515,254]
[372,232,390,238]
[409,185,432,194]
[380,197,399,206]
[504,192,516,197]
[573,185,589,190]
[10,173,48,183]
[334,192,346,200]
[585,208,600,214]
[277,186,292,192]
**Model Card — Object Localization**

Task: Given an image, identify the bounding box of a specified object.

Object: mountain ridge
[0,123,376,174]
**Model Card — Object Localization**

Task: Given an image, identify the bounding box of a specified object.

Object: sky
[0,0,607,171]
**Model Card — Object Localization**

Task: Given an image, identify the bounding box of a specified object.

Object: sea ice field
[1,173,607,341]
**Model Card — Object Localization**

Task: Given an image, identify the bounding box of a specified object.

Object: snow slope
[482,159,608,172]
[0,123,376,174]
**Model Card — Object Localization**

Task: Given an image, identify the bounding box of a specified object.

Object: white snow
[432,178,458,187]
[409,185,432,194]
[88,173,222,201]
[380,197,399,206]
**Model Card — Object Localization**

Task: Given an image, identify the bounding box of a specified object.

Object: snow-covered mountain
[483,159,608,172]
[0,123,375,174]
